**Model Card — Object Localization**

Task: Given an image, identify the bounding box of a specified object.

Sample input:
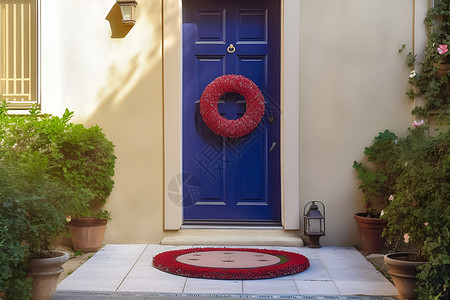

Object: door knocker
[227,44,236,54]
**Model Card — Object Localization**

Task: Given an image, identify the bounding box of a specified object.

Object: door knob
[227,44,236,53]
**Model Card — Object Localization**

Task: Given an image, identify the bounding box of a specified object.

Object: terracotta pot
[433,63,450,78]
[354,213,388,254]
[384,252,427,300]
[69,217,107,252]
[28,251,69,300]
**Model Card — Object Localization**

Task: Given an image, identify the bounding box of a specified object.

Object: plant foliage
[353,130,401,217]
[401,0,449,122]
[382,127,449,299]
[0,102,116,298]
[356,126,449,300]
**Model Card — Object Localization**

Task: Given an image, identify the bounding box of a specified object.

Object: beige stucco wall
[40,0,166,243]
[298,0,414,245]
[39,0,415,246]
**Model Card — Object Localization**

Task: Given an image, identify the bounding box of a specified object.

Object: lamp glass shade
[306,218,323,234]
[119,4,136,23]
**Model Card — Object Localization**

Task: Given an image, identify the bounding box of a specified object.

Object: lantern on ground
[117,0,138,25]
[303,201,325,248]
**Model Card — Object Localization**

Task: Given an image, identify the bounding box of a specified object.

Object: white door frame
[163,0,300,230]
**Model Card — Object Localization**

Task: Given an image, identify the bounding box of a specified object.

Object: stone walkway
[55,244,397,297]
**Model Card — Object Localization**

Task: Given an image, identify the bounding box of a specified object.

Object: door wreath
[200,75,265,138]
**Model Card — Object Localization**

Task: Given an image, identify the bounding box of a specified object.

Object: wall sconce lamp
[117,0,138,25]
[303,201,325,248]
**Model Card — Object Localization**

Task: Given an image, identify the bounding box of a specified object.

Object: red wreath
[200,75,265,138]
[153,247,310,280]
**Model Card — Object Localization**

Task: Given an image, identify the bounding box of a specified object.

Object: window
[0,0,38,109]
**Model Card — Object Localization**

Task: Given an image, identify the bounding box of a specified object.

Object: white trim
[281,0,300,229]
[163,0,183,230]
[163,0,300,230]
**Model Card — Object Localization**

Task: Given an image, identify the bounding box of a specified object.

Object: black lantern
[303,201,325,248]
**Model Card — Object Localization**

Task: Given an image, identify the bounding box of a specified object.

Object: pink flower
[66,215,72,223]
[388,195,394,201]
[412,120,424,128]
[404,233,410,244]
[437,44,448,55]
[424,222,429,226]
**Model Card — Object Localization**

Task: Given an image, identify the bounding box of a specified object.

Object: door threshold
[181,225,284,230]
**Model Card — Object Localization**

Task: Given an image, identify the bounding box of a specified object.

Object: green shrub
[0,156,67,298]
[382,127,449,299]
[0,101,116,218]
[353,129,401,217]
[0,102,116,298]
[50,123,116,217]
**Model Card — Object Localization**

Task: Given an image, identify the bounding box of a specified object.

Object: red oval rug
[152,247,310,280]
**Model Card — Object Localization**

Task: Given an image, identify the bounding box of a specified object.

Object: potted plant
[0,152,69,299]
[382,125,449,300]
[353,129,401,253]
[382,2,449,297]
[53,123,116,252]
[0,101,116,297]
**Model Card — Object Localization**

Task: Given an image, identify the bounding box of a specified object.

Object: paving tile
[84,254,140,266]
[328,268,390,282]
[334,281,398,296]
[289,265,331,281]
[323,258,376,270]
[243,279,298,294]
[127,265,183,280]
[318,247,367,261]
[67,264,132,277]
[184,278,242,293]
[57,244,395,296]
[273,247,320,258]
[57,276,124,291]
[100,244,147,253]
[295,280,340,295]
[143,245,191,254]
[117,277,186,292]
[135,254,156,266]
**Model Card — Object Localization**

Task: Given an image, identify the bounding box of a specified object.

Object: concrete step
[160,229,304,247]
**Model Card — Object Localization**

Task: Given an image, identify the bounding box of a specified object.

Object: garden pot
[69,217,107,252]
[433,63,450,78]
[28,251,69,300]
[384,252,427,300]
[354,213,387,254]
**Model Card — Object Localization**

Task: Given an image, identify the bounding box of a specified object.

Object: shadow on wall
[106,3,133,38]
[83,0,167,243]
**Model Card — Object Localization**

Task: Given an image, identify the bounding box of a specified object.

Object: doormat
[152,247,309,280]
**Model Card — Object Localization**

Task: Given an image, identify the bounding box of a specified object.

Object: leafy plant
[401,0,449,121]
[0,157,67,298]
[353,130,401,217]
[382,127,449,299]
[50,123,116,218]
[0,101,116,298]
[390,3,450,297]
[0,101,116,218]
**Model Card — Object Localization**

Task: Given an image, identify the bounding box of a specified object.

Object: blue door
[182,0,281,224]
